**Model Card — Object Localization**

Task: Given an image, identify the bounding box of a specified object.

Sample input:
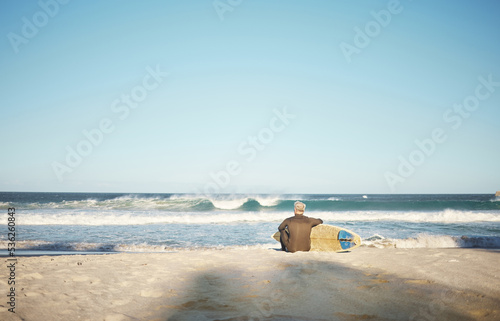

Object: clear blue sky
[1,0,499,194]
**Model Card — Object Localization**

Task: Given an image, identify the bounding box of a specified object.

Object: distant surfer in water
[278,201,323,252]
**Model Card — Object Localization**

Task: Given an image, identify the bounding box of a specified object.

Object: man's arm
[311,218,323,227]
[278,218,289,231]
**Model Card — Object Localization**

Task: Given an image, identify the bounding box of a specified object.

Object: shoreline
[1,247,499,320]
[2,240,500,257]
[0,250,121,257]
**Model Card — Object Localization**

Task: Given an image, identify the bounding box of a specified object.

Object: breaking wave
[3,193,500,212]
[4,194,289,211]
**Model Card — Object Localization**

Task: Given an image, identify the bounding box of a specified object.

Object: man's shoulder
[305,216,323,223]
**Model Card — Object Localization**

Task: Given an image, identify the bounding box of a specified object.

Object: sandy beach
[0,247,499,321]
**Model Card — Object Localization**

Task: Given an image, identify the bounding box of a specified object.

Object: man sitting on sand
[278,201,323,253]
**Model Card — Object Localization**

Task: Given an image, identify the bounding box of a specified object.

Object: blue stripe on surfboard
[338,230,353,240]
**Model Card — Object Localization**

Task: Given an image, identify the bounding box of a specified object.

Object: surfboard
[271,224,362,252]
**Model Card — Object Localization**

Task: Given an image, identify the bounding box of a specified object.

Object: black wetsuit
[278,215,323,253]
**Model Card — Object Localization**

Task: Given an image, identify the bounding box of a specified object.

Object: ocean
[1,192,500,254]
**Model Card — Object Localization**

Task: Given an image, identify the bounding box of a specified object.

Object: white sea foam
[207,194,284,209]
[362,234,500,249]
[8,208,500,226]
[393,234,460,248]
[209,198,249,210]
[0,202,11,209]
[315,209,500,223]
[13,210,286,226]
[254,196,281,207]
[0,240,173,252]
[0,240,279,253]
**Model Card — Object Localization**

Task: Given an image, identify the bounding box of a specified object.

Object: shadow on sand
[160,255,497,321]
